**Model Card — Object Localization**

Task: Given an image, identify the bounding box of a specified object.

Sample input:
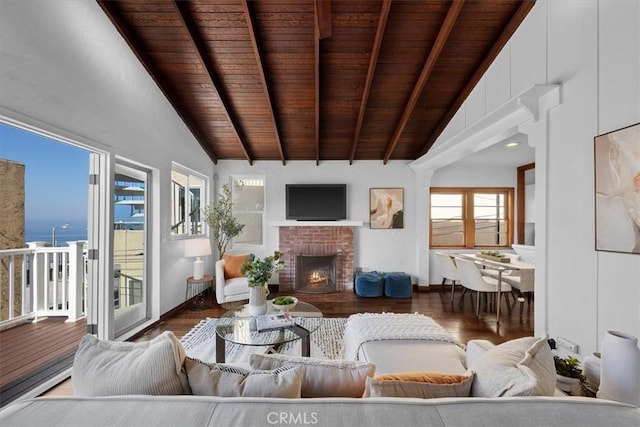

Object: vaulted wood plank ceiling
[98,0,535,165]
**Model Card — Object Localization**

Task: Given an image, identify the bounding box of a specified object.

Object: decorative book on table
[255,313,294,331]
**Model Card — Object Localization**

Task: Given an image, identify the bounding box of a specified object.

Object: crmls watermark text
[267,411,319,425]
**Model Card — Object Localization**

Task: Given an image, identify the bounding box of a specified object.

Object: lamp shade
[184,238,212,258]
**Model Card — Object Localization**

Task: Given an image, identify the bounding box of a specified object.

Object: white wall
[425,0,640,357]
[0,1,214,329]
[214,160,419,281]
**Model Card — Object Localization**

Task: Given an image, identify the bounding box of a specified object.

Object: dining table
[453,253,535,324]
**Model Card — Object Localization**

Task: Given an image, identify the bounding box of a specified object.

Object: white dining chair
[456,258,512,317]
[436,252,459,302]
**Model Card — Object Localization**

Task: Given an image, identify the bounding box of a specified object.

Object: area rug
[179,317,347,365]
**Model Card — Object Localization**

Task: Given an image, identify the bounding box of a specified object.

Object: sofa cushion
[359,341,467,375]
[249,353,376,398]
[72,331,190,396]
[223,254,248,279]
[185,357,302,397]
[364,371,474,398]
[468,335,555,397]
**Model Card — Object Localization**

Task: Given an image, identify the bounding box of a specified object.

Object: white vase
[248,285,268,316]
[597,330,640,406]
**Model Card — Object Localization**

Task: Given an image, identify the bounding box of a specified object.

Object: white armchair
[215,257,250,305]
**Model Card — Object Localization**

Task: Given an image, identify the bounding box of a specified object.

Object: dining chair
[436,252,459,302]
[455,258,512,317]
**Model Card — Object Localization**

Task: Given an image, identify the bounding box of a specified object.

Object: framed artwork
[369,188,404,229]
[594,122,640,254]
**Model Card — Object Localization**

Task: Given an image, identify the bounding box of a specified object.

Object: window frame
[170,162,208,239]
[230,175,266,251]
[429,187,514,249]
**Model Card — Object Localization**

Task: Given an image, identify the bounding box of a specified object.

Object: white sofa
[2,395,638,426]
[2,319,638,426]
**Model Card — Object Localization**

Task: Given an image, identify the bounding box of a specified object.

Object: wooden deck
[0,316,86,406]
[5,287,534,401]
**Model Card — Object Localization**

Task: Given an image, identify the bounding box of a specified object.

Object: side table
[186,275,214,311]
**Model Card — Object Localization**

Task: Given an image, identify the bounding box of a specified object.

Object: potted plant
[240,251,285,315]
[554,355,582,395]
[202,184,244,258]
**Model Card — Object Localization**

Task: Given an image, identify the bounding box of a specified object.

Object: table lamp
[184,238,212,280]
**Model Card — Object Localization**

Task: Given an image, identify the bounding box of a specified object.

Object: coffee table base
[215,325,311,363]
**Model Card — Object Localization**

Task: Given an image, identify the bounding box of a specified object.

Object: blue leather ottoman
[384,272,412,298]
[355,271,384,297]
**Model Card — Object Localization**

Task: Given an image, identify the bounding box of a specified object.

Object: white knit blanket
[343,313,463,361]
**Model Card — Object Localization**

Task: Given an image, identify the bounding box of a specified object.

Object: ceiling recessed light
[505,142,519,148]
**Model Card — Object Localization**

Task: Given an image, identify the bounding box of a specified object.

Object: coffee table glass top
[215,300,323,347]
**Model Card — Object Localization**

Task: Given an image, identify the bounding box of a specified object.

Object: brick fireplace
[278,226,354,293]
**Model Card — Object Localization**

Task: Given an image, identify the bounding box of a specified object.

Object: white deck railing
[0,242,86,326]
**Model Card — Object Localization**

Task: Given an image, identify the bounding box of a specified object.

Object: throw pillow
[72,331,190,396]
[363,372,474,398]
[185,357,302,397]
[249,353,376,398]
[468,334,555,397]
[223,254,249,279]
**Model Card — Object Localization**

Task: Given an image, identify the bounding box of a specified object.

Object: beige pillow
[185,357,302,397]
[468,334,555,397]
[223,254,248,279]
[72,331,190,396]
[364,371,474,398]
[249,353,376,398]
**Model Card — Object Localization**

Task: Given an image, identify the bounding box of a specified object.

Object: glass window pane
[431,194,462,206]
[431,220,464,246]
[231,176,265,247]
[234,213,263,245]
[431,206,462,220]
[233,178,264,211]
[475,220,507,246]
[171,170,187,235]
[475,193,505,205]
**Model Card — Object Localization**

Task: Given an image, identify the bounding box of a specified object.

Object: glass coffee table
[215,300,323,363]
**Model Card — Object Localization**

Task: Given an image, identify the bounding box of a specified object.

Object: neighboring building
[0,159,25,321]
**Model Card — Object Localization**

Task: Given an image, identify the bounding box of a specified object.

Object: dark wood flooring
[42,286,533,397]
[134,286,534,345]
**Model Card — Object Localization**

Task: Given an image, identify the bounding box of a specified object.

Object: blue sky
[0,122,90,241]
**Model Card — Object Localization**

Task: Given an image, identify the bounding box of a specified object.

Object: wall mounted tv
[286,184,347,221]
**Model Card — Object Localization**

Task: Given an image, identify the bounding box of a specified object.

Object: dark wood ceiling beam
[97,1,218,164]
[349,0,391,165]
[316,0,332,39]
[383,0,465,164]
[173,1,254,165]
[418,0,536,157]
[242,0,286,165]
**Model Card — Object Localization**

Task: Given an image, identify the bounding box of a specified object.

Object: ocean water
[25,224,88,244]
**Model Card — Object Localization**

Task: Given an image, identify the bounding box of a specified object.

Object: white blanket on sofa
[343,313,462,361]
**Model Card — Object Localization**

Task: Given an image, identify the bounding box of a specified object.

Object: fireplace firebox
[295,254,337,293]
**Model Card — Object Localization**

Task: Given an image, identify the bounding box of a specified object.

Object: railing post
[66,241,85,322]
[29,243,46,321]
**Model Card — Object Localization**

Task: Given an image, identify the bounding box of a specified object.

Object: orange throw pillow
[373,372,469,384]
[223,254,249,279]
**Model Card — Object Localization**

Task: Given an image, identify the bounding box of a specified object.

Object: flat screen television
[286,184,347,221]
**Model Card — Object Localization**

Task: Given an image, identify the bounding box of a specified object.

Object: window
[430,188,514,248]
[171,164,207,237]
[231,176,265,249]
